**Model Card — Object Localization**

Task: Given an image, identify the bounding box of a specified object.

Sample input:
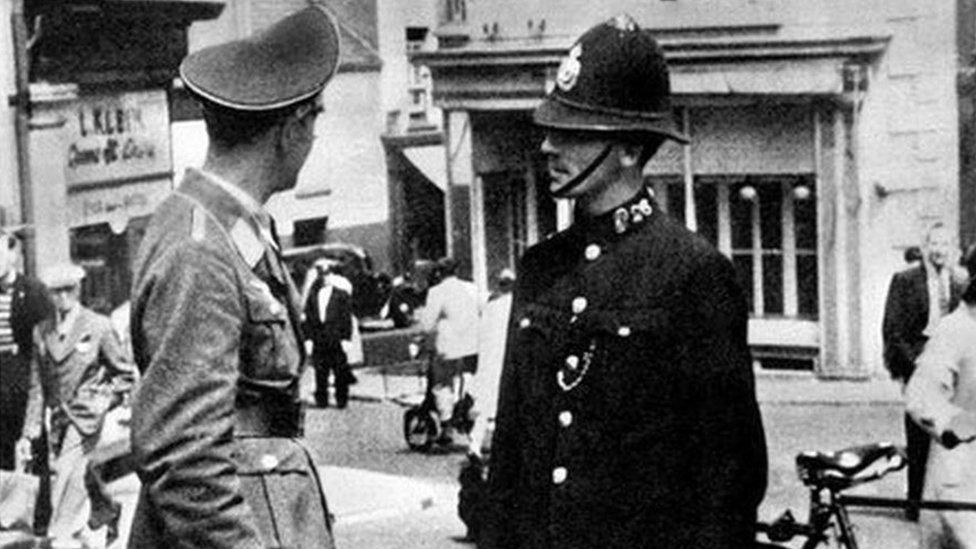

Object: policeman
[129,8,339,549]
[482,15,768,548]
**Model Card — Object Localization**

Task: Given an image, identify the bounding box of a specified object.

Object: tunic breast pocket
[589,307,680,408]
[242,282,300,380]
[510,307,563,400]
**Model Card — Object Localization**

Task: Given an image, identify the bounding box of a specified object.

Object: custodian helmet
[534,14,688,144]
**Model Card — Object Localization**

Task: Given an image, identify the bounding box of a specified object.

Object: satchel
[0,467,39,531]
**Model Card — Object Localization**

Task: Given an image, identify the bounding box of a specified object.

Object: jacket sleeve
[418,286,442,334]
[339,290,353,341]
[882,273,917,381]
[130,242,264,549]
[20,328,44,440]
[97,317,138,397]
[905,322,964,439]
[680,253,768,544]
[480,278,525,548]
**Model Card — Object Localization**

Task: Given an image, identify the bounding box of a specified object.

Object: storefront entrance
[70,218,148,315]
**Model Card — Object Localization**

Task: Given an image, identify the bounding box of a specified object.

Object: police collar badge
[612,188,655,234]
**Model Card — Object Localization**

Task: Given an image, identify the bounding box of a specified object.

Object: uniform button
[269,302,284,316]
[519,317,531,328]
[571,297,587,314]
[617,326,632,337]
[565,355,579,370]
[584,244,601,261]
[552,467,568,484]
[559,411,573,427]
[260,454,279,471]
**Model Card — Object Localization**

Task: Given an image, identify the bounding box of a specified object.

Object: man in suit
[304,260,354,408]
[419,256,479,441]
[0,226,54,472]
[16,262,134,547]
[0,226,55,533]
[481,15,767,548]
[129,8,341,548]
[882,222,966,520]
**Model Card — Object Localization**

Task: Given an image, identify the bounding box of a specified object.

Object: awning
[403,145,448,192]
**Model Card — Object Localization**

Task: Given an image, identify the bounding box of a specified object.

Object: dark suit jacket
[4,274,55,390]
[0,273,54,469]
[303,280,352,349]
[882,265,964,382]
[483,191,767,548]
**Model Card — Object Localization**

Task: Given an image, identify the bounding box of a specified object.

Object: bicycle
[756,441,976,548]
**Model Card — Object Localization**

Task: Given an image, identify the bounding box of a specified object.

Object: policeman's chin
[547,170,576,198]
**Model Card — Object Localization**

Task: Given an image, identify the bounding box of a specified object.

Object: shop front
[8,0,223,312]
[414,27,901,378]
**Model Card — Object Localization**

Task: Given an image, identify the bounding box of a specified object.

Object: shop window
[293,216,328,247]
[447,0,467,22]
[653,175,818,320]
[70,218,147,315]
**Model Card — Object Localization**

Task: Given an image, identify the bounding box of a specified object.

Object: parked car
[282,242,387,319]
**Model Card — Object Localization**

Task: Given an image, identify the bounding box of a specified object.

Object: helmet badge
[556,43,582,92]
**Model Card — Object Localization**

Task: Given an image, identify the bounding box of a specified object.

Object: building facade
[0,0,223,313]
[413,0,973,377]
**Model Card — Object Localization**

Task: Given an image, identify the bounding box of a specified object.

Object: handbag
[0,466,39,531]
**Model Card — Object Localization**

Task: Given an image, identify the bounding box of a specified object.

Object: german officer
[129,8,340,549]
[481,15,768,548]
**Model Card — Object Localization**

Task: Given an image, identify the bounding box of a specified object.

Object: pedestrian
[128,7,341,549]
[467,268,515,458]
[480,15,768,548]
[0,225,55,533]
[304,260,355,408]
[906,243,976,548]
[17,262,135,548]
[0,226,54,473]
[418,257,479,443]
[883,222,967,520]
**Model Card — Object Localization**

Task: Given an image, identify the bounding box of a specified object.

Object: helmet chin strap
[550,144,613,198]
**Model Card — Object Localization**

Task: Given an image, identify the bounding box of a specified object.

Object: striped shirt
[0,282,15,354]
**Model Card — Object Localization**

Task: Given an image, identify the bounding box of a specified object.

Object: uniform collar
[574,186,658,240]
[179,168,280,258]
[195,168,274,233]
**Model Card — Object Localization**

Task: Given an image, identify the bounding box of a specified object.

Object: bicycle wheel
[404,406,441,452]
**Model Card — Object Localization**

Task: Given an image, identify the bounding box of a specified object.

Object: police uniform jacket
[483,189,768,548]
[21,306,133,445]
[129,169,333,549]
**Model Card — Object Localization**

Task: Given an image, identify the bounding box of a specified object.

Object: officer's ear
[618,142,644,169]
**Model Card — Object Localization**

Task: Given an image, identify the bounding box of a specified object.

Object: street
[303,375,922,549]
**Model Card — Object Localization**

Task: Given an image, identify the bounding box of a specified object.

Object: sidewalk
[349,365,906,407]
[319,465,445,526]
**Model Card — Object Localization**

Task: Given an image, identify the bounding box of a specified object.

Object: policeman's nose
[540,135,557,155]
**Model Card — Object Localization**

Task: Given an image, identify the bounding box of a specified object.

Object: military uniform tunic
[129,169,333,549]
[483,188,767,548]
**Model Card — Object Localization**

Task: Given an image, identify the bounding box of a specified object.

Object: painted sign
[67,178,171,231]
[62,90,172,187]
